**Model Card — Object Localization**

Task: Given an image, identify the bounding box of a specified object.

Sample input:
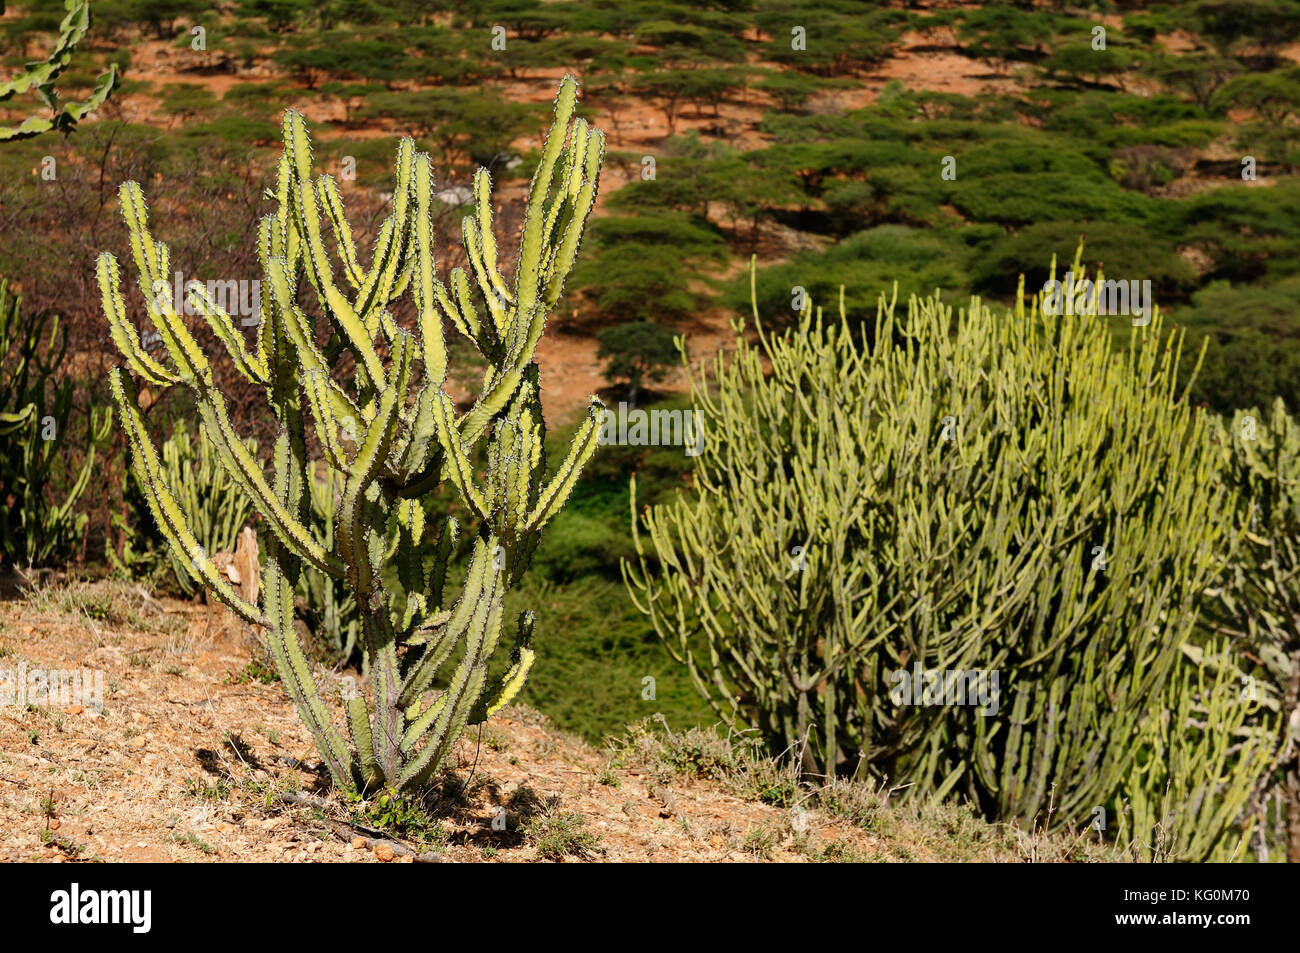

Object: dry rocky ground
[0,578,1117,863]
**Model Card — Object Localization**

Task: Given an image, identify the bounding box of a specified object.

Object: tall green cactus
[100,76,605,794]
[0,0,118,142]
[0,279,110,566]
[625,251,1274,856]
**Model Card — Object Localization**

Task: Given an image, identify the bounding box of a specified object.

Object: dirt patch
[0,584,883,862]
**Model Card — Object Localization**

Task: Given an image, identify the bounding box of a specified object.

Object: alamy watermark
[50,883,151,933]
[597,402,704,456]
[0,663,104,710]
[1041,273,1152,326]
[887,664,1000,716]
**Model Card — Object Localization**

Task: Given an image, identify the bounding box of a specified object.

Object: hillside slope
[0,578,1118,863]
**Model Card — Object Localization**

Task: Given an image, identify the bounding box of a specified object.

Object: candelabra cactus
[1,0,118,142]
[100,76,605,793]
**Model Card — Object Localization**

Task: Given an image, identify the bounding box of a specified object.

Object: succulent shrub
[625,252,1276,857]
[100,76,605,794]
[1203,399,1300,861]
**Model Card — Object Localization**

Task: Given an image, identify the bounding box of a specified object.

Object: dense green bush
[596,320,681,405]
[1174,281,1300,410]
[568,212,728,322]
[730,226,969,327]
[1176,181,1300,285]
[969,220,1196,300]
[506,575,713,742]
[948,172,1159,227]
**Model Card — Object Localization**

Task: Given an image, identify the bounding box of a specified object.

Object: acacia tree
[1146,52,1241,110]
[597,321,680,407]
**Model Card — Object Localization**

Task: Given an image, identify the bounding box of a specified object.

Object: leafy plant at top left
[0,0,118,142]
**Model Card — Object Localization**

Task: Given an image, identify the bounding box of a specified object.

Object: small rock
[47,819,60,831]
[65,705,84,716]
[374,843,394,862]
[350,837,366,849]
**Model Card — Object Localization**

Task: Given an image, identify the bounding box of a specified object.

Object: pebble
[374,843,394,862]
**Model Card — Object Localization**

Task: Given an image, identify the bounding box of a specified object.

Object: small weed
[186,778,233,801]
[596,766,621,787]
[526,809,603,861]
[41,830,86,858]
[172,831,216,854]
[224,659,279,685]
[740,827,776,860]
[818,840,874,862]
[82,593,114,621]
[254,724,281,746]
